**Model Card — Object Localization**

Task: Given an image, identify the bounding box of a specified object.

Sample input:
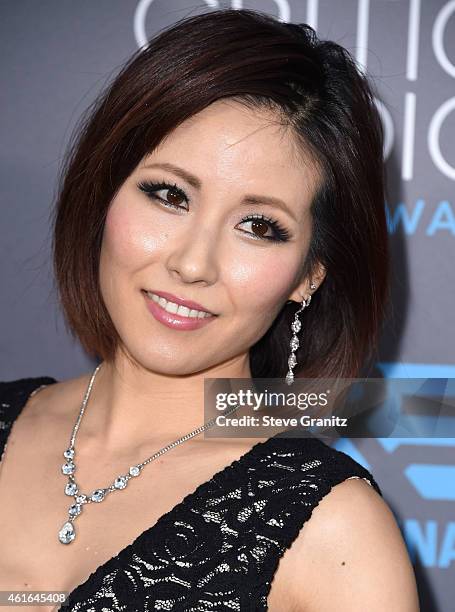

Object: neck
[77,350,252,454]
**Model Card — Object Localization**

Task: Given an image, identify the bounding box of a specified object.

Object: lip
[143,289,216,315]
[142,290,218,331]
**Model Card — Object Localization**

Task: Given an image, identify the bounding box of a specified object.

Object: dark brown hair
[52,8,389,379]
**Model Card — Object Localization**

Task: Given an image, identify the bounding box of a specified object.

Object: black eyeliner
[137,179,291,243]
[137,180,189,204]
[241,213,291,242]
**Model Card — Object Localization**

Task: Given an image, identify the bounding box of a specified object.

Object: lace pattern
[0,378,382,612]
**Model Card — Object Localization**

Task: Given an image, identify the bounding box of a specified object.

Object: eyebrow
[142,161,298,221]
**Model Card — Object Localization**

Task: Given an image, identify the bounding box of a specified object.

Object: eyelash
[137,180,291,243]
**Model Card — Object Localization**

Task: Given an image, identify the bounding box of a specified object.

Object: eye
[137,180,291,243]
[137,180,189,210]
[237,213,291,243]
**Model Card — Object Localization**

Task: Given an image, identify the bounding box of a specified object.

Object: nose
[165,223,219,286]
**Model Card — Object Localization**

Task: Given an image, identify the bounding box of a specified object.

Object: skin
[94,98,325,451]
[0,99,419,610]
[269,477,420,611]
[95,98,418,610]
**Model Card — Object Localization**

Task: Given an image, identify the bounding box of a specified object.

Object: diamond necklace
[58,362,240,545]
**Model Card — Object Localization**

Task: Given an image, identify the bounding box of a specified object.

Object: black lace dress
[0,377,382,611]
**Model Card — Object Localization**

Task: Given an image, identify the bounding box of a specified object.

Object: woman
[0,8,419,612]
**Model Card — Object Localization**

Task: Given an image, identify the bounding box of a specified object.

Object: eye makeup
[138,180,189,209]
[137,179,292,243]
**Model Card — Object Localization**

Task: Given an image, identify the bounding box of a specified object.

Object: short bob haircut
[52,8,389,380]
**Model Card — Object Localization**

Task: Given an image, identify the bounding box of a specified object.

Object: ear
[287,262,326,304]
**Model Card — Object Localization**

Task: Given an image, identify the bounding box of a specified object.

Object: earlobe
[286,262,326,305]
[286,279,319,305]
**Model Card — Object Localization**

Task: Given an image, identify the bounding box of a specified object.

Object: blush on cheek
[104,199,128,246]
[103,198,147,263]
[231,257,299,310]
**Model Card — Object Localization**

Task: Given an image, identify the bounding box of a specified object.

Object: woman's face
[99,99,323,375]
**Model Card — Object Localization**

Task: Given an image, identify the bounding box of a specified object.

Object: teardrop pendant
[57,362,241,546]
[58,520,76,544]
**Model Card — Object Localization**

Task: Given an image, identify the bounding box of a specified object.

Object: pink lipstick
[142,290,217,331]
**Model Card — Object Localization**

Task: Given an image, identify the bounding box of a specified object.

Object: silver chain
[58,362,239,544]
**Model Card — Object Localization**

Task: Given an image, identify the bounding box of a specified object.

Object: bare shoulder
[24,372,91,422]
[0,373,92,469]
[278,477,420,611]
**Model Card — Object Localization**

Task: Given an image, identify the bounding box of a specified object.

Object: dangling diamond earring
[285,283,317,386]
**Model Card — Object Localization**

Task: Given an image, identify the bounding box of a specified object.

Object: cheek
[101,197,160,273]
[99,198,159,308]
[227,250,299,313]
